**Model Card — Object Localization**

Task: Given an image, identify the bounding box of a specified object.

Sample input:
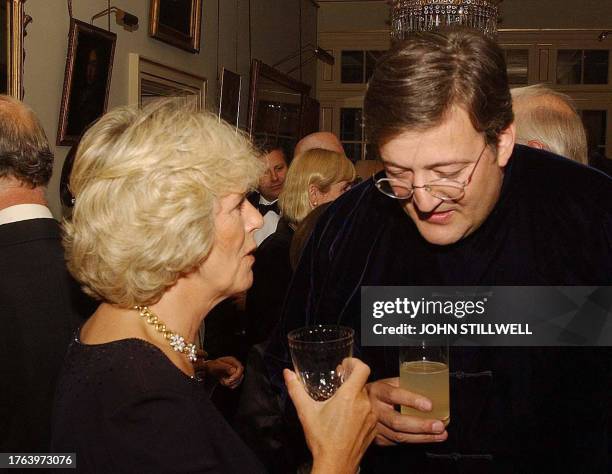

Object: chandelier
[389,0,502,40]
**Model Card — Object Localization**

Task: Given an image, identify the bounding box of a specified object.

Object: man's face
[258,149,287,201]
[379,106,513,246]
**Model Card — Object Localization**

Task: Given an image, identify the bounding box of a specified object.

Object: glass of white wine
[288,325,354,401]
[399,340,450,426]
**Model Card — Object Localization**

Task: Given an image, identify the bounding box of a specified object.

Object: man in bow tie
[249,145,288,245]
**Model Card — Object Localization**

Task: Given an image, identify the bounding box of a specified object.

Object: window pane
[505,49,529,85]
[583,50,609,84]
[581,110,607,156]
[365,51,385,82]
[342,142,362,162]
[255,101,281,135]
[278,103,300,136]
[341,51,364,83]
[340,108,363,141]
[557,50,582,85]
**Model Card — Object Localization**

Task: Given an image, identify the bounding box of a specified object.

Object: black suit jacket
[246,218,295,347]
[0,218,94,452]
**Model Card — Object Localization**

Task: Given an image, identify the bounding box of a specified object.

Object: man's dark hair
[365,28,514,148]
[253,134,286,158]
[0,95,53,187]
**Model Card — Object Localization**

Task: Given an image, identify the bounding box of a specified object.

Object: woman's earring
[312,201,318,207]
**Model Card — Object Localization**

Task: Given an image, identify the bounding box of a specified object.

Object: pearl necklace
[135,306,197,362]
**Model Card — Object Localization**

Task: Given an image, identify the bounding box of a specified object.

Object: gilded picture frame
[128,54,207,110]
[247,59,311,157]
[1,0,27,98]
[149,0,202,53]
[57,19,116,145]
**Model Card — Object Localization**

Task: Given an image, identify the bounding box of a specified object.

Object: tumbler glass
[399,340,450,426]
[287,325,354,401]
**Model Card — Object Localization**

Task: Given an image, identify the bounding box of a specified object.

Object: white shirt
[0,204,54,226]
[254,196,280,246]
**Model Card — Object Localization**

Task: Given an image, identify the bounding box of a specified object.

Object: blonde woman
[280,148,356,227]
[50,101,375,473]
[245,148,356,347]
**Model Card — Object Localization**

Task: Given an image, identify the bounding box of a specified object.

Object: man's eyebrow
[382,158,471,170]
[381,159,409,170]
[428,160,471,168]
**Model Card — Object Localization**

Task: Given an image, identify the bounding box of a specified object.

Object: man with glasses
[267,28,612,473]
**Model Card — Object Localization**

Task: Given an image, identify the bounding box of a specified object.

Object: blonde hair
[64,99,263,307]
[279,148,355,226]
[512,84,588,164]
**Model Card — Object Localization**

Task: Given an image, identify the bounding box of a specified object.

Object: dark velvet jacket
[265,145,612,473]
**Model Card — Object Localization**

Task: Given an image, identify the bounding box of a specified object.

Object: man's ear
[496,122,516,168]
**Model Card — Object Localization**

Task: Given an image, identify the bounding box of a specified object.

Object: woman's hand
[204,356,244,389]
[284,358,377,474]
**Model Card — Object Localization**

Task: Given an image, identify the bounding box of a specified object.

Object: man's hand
[366,377,448,445]
[204,356,244,389]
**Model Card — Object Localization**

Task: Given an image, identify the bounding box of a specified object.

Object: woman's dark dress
[51,335,266,473]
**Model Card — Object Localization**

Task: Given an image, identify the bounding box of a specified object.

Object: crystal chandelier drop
[389,0,502,40]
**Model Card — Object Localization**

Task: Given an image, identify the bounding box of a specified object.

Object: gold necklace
[135,306,197,362]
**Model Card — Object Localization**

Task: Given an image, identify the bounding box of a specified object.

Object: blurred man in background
[249,146,288,245]
[0,95,92,452]
[512,84,588,164]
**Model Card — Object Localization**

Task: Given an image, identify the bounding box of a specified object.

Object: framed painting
[128,53,206,110]
[57,19,116,145]
[247,59,311,158]
[218,68,241,128]
[149,0,202,53]
[1,0,27,98]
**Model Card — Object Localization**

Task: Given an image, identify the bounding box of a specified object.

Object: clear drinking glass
[287,325,354,401]
[399,340,450,426]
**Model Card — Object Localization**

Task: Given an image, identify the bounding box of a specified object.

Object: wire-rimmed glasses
[374,142,489,201]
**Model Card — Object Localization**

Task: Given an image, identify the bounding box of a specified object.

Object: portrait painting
[219,68,241,128]
[57,19,116,145]
[149,0,202,53]
[1,0,27,98]
[0,1,8,93]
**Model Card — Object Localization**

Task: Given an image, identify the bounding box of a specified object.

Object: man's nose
[270,169,278,181]
[412,186,442,213]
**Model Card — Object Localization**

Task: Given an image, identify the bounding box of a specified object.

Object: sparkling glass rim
[287,324,355,345]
